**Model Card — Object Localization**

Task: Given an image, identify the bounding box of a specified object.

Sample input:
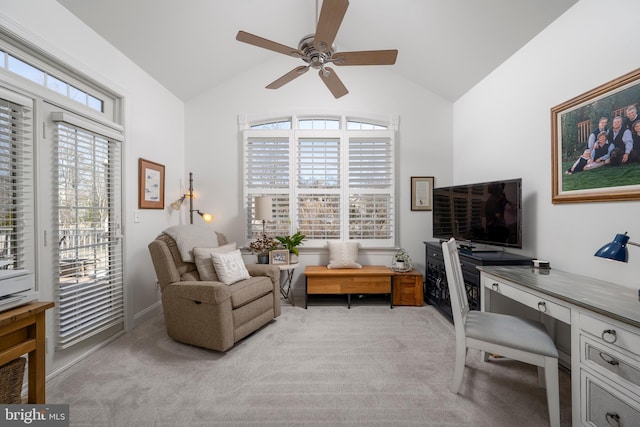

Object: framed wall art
[411,176,434,211]
[269,249,289,265]
[551,67,640,204]
[138,158,165,209]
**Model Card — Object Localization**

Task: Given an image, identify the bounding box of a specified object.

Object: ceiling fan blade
[236,31,303,58]
[314,0,349,53]
[318,67,348,98]
[332,50,398,66]
[266,66,310,89]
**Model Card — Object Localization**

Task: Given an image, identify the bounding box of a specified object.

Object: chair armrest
[162,280,231,305]
[246,264,280,285]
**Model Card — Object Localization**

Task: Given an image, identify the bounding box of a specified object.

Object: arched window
[242,115,397,248]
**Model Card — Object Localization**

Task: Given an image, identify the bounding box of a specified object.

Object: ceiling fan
[236,0,398,99]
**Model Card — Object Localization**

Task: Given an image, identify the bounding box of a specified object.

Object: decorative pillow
[327,241,362,269]
[211,249,251,285]
[193,243,237,281]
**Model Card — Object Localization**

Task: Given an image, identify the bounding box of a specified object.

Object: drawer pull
[491,283,499,291]
[605,412,620,427]
[602,329,618,344]
[537,301,547,313]
[598,352,619,366]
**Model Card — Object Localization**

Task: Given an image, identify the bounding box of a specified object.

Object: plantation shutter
[0,90,34,271]
[348,138,393,241]
[242,115,396,247]
[245,138,290,237]
[52,111,124,349]
[297,138,341,240]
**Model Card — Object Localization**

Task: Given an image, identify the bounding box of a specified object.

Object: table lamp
[254,196,273,235]
[594,232,640,262]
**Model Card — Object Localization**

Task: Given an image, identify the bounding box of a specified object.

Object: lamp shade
[594,233,630,262]
[255,196,273,221]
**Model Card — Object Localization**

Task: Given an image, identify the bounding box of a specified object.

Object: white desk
[479,266,640,427]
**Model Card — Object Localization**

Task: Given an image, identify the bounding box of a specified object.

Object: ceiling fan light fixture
[235,0,397,98]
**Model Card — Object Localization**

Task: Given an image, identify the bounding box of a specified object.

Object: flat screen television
[432,178,522,249]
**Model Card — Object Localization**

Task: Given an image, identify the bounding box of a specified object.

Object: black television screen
[432,178,522,249]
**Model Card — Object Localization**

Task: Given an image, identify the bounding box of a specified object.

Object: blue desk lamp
[594,232,640,262]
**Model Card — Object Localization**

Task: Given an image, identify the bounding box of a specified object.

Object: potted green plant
[392,248,412,272]
[275,231,305,264]
[248,234,280,264]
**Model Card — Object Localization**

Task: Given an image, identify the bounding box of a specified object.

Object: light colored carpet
[46,299,571,426]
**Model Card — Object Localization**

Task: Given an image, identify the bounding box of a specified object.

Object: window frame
[242,114,397,248]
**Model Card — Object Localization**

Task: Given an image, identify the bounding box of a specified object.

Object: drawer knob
[598,352,619,366]
[602,329,618,344]
[537,301,547,313]
[605,412,620,427]
[491,283,499,291]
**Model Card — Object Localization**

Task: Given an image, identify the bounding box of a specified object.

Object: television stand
[424,241,532,322]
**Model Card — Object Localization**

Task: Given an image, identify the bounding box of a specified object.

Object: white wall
[185,58,453,291]
[454,0,640,288]
[0,0,185,372]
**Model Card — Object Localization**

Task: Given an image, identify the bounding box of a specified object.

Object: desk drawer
[579,313,640,356]
[581,335,640,390]
[483,277,570,323]
[582,370,640,427]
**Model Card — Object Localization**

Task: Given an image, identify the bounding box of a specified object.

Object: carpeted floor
[46,298,572,426]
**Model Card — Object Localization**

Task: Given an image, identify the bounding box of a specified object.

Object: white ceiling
[56,0,577,102]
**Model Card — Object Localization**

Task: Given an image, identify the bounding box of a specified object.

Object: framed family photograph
[551,67,640,204]
[411,176,434,211]
[138,158,165,209]
[269,249,289,265]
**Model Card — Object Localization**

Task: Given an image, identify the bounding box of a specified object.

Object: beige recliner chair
[148,232,281,352]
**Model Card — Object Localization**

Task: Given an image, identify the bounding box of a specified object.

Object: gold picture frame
[551,67,640,204]
[138,158,165,209]
[411,176,434,211]
[269,249,289,265]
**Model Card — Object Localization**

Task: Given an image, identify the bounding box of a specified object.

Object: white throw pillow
[193,243,237,281]
[211,249,251,285]
[327,241,362,269]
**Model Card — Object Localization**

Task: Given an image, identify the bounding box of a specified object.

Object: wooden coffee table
[303,265,394,308]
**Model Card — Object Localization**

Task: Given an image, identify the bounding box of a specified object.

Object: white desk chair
[441,238,560,427]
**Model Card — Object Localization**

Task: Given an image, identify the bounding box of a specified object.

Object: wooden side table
[0,301,54,403]
[392,270,423,306]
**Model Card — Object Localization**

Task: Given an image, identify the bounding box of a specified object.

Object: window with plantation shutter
[0,91,34,271]
[348,138,393,240]
[53,112,123,349]
[242,115,396,247]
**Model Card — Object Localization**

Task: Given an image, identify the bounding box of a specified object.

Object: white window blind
[245,138,291,237]
[0,95,33,270]
[348,138,393,240]
[243,115,396,247]
[53,116,123,349]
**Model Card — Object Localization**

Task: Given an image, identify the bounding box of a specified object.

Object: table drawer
[582,370,640,427]
[580,313,640,356]
[307,276,390,294]
[483,277,570,323]
[581,335,640,390]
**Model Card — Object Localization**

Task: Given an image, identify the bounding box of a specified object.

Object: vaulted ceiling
[57,0,577,102]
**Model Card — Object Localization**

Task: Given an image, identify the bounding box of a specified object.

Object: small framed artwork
[138,158,165,209]
[269,250,289,265]
[551,67,640,204]
[411,176,434,211]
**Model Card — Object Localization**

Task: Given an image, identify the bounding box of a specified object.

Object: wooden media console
[303,265,394,309]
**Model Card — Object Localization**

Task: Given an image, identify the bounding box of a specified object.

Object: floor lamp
[254,196,273,235]
[170,172,213,224]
